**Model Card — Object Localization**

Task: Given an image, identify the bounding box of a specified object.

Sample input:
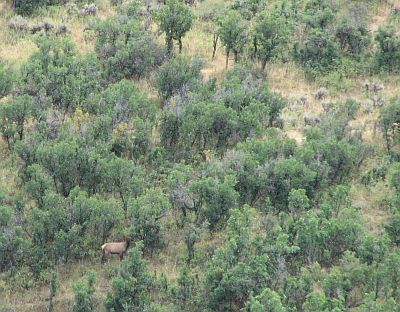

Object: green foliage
[24,164,54,208]
[0,63,14,98]
[302,0,336,29]
[379,97,400,157]
[20,37,102,116]
[105,241,154,312]
[2,1,400,310]
[231,0,264,20]
[86,80,156,158]
[204,206,273,311]
[283,270,313,311]
[73,270,96,312]
[302,292,329,312]
[375,25,400,73]
[244,288,287,312]
[171,265,196,310]
[217,10,249,65]
[129,188,171,253]
[295,29,341,77]
[253,9,290,70]
[288,189,310,214]
[219,66,286,125]
[0,205,12,227]
[160,65,287,160]
[48,271,59,312]
[295,206,364,265]
[0,95,33,147]
[360,295,399,312]
[14,0,48,15]
[386,214,400,245]
[388,162,400,191]
[98,156,145,212]
[155,0,195,54]
[335,18,370,55]
[23,188,124,269]
[382,249,400,301]
[155,56,203,99]
[0,223,26,272]
[93,18,162,81]
[191,174,239,229]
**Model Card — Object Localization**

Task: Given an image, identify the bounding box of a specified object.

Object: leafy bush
[14,0,46,15]
[94,19,163,82]
[155,0,195,54]
[0,63,14,98]
[379,97,400,158]
[217,10,249,66]
[253,10,290,70]
[73,270,96,312]
[105,242,154,312]
[295,29,341,77]
[155,56,203,99]
[335,19,370,55]
[302,0,336,29]
[375,26,400,73]
[129,189,171,253]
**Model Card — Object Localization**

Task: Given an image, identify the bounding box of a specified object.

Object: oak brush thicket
[1,0,400,311]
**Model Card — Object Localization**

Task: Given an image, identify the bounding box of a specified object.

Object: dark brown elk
[101,239,130,263]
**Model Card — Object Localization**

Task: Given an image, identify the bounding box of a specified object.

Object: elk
[101,238,131,264]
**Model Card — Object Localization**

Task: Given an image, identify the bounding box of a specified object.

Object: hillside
[1,0,400,311]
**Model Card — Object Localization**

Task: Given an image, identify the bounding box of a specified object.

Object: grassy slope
[1,0,400,310]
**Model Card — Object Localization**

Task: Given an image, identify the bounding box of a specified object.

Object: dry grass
[351,182,392,233]
[181,20,229,81]
[0,0,117,64]
[1,262,113,312]
[0,2,37,64]
[369,0,397,32]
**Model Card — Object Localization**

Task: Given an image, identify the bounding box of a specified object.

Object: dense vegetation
[1,0,400,311]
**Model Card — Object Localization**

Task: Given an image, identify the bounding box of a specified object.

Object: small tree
[13,0,47,15]
[253,10,289,70]
[129,188,171,253]
[155,0,195,54]
[24,164,53,207]
[294,29,341,77]
[335,19,370,55]
[0,63,13,98]
[217,10,249,68]
[288,188,310,214]
[73,270,97,312]
[302,292,329,312]
[155,56,203,99]
[93,19,162,82]
[379,98,400,157]
[375,26,400,73]
[244,288,287,312]
[0,95,33,147]
[105,241,153,312]
[48,271,59,312]
[171,265,196,309]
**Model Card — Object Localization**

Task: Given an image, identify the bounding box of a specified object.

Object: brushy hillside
[1,0,400,311]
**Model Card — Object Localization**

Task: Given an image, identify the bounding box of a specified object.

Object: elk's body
[101,239,130,263]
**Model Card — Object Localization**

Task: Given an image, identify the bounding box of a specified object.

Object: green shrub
[73,270,96,312]
[105,242,154,312]
[295,29,341,77]
[0,63,13,98]
[94,19,163,82]
[375,26,400,73]
[335,19,370,55]
[14,0,46,15]
[155,56,203,99]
